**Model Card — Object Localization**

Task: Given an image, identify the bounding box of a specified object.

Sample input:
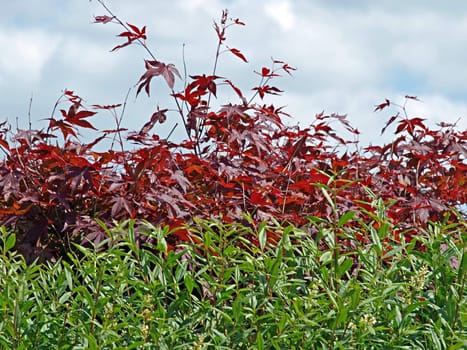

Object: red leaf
[381,113,399,135]
[395,117,426,135]
[139,108,168,135]
[137,60,182,96]
[94,15,114,24]
[189,75,221,97]
[213,22,226,42]
[47,118,77,139]
[374,99,391,112]
[111,23,147,52]
[111,41,132,52]
[281,63,296,75]
[224,79,245,101]
[102,128,128,133]
[68,118,97,130]
[229,48,248,63]
[111,196,133,217]
[116,31,134,38]
[0,135,10,151]
[92,104,122,110]
[72,110,97,120]
[172,85,207,107]
[258,67,280,78]
[127,23,146,37]
[252,85,283,99]
[250,191,270,206]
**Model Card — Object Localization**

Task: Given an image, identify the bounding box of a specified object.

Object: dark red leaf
[68,118,97,130]
[139,108,168,135]
[281,63,296,75]
[381,113,399,135]
[252,85,283,99]
[72,110,97,120]
[127,22,146,37]
[374,99,391,112]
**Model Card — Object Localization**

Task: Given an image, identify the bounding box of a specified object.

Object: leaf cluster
[0,2,465,261]
[0,217,465,348]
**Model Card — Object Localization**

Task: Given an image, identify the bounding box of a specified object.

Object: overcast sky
[1,0,466,148]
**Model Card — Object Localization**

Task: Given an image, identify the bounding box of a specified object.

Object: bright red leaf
[229,48,248,63]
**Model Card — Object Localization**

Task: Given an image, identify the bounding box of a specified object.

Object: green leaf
[371,227,382,256]
[320,251,333,265]
[4,234,15,252]
[458,247,467,281]
[337,258,353,279]
[338,211,355,228]
[320,187,336,212]
[184,273,195,294]
[256,330,265,350]
[258,226,267,252]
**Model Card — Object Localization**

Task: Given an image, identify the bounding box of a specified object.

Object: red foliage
[0,6,465,261]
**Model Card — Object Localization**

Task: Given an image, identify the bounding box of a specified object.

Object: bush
[0,1,465,263]
[0,215,465,348]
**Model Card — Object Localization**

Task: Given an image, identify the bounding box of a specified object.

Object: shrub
[0,216,465,348]
[0,1,465,261]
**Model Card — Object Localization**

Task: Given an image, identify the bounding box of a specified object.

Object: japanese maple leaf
[139,108,168,135]
[136,60,181,96]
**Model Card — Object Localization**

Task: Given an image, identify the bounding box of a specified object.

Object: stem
[97,0,157,61]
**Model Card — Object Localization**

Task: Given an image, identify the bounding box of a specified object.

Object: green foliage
[0,213,465,349]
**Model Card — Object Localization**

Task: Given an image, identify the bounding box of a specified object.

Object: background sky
[1,0,466,148]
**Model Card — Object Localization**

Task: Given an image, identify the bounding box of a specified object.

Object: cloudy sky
[1,0,466,148]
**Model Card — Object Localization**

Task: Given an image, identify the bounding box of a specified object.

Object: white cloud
[0,29,61,85]
[264,1,295,31]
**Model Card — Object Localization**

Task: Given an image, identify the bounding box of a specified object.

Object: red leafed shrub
[0,2,465,261]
